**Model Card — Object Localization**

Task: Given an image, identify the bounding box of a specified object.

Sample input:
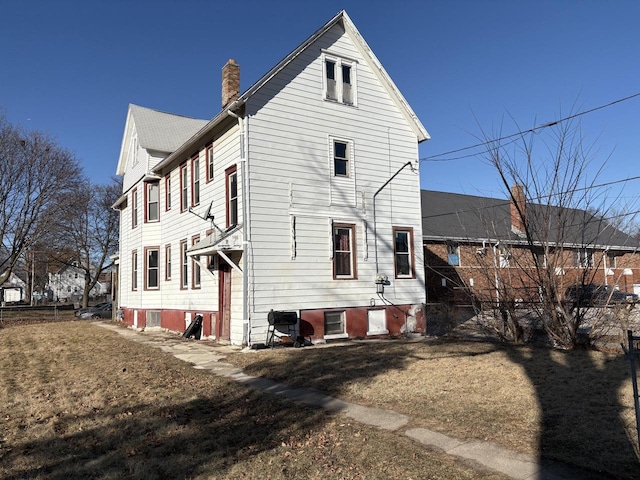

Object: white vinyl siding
[245,22,425,323]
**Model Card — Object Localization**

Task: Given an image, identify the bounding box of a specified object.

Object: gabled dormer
[116,104,208,192]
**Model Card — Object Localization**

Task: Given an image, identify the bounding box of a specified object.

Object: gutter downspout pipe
[227,106,251,346]
[373,161,415,274]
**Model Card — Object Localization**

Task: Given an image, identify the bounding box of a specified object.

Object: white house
[1,272,26,304]
[47,262,109,303]
[113,10,430,346]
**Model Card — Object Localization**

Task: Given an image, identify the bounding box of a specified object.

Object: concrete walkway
[95,322,595,480]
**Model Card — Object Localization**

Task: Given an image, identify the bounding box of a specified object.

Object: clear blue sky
[1,0,639,208]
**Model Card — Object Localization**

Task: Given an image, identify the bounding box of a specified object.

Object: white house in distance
[113,10,429,346]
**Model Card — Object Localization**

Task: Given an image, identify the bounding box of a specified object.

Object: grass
[0,321,508,480]
[227,338,640,479]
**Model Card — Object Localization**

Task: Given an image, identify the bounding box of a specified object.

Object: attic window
[129,134,139,166]
[323,54,356,106]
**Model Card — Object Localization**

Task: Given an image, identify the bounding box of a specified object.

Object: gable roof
[153,10,429,174]
[116,104,208,175]
[421,190,639,251]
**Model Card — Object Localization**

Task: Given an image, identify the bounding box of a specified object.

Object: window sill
[366,329,389,336]
[324,333,348,340]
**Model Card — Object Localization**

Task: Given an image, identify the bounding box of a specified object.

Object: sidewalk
[95,322,598,480]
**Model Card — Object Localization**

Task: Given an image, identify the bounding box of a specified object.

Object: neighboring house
[113,10,429,346]
[47,262,107,303]
[422,187,640,305]
[1,272,26,304]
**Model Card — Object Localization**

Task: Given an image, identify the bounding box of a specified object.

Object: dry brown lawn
[0,321,508,480]
[228,338,640,479]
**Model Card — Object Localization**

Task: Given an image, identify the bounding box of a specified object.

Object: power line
[419,92,640,163]
[422,175,640,220]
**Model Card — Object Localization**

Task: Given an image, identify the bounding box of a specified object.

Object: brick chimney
[221,59,240,109]
[510,184,526,234]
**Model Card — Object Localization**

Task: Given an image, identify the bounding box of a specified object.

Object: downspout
[227,106,251,346]
[603,248,608,286]
[373,161,415,274]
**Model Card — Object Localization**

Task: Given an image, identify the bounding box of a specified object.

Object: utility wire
[422,175,640,220]
[419,92,640,163]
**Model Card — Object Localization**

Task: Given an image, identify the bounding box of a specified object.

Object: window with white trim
[192,156,200,206]
[323,55,356,105]
[192,235,201,288]
[394,227,414,278]
[146,182,159,222]
[165,174,172,211]
[574,248,594,268]
[206,144,214,182]
[446,242,460,266]
[180,163,188,212]
[226,166,238,227]
[131,250,138,291]
[333,140,350,177]
[180,240,188,289]
[145,247,159,290]
[165,244,172,281]
[324,311,346,336]
[131,188,138,229]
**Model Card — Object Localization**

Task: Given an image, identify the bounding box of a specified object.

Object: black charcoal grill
[266,310,298,347]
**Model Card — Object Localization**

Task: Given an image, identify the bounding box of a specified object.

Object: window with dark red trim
[226,165,238,227]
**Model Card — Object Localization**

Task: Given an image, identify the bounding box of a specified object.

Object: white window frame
[180,240,188,289]
[324,310,348,339]
[206,144,214,182]
[574,248,594,268]
[180,163,189,212]
[146,182,159,222]
[446,242,460,266]
[393,227,414,278]
[165,244,172,281]
[322,53,357,106]
[192,156,200,206]
[145,247,159,290]
[131,250,138,291]
[131,188,138,229]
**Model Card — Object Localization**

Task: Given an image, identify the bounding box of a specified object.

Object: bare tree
[52,177,121,307]
[475,115,638,348]
[0,113,82,287]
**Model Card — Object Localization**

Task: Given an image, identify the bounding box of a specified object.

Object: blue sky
[1,0,639,209]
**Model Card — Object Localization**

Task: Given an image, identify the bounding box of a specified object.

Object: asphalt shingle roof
[421,190,639,250]
[130,104,208,153]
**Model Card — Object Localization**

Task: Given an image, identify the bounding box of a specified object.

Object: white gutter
[227,106,251,346]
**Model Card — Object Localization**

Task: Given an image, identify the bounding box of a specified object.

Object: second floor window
[192,157,200,206]
[180,163,188,212]
[131,188,138,228]
[226,166,238,227]
[165,175,172,211]
[147,183,159,222]
[206,144,214,182]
